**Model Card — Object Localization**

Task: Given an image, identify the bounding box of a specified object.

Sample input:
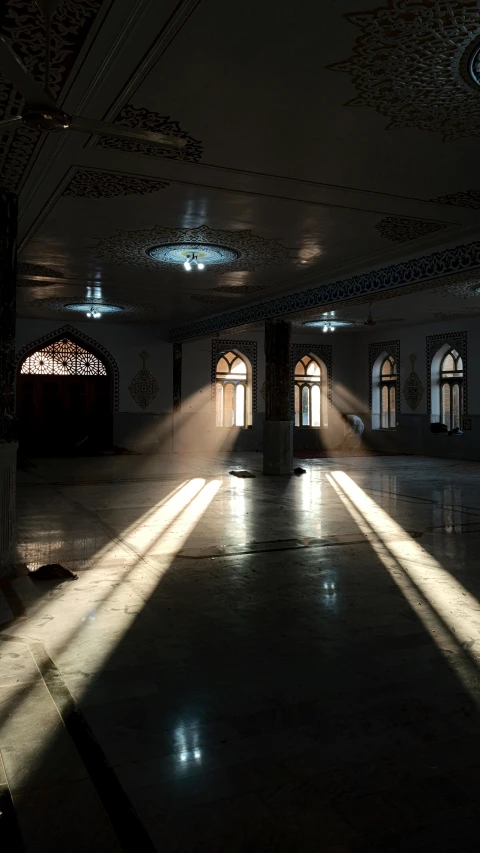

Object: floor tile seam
[2,632,156,851]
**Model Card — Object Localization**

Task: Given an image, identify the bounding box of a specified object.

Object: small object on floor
[229,470,256,478]
[28,564,78,581]
[294,467,306,475]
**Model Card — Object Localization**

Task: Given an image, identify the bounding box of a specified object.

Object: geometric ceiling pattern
[96,225,292,274]
[432,190,480,209]
[96,104,203,163]
[375,216,448,243]
[63,169,169,199]
[328,0,480,141]
[17,263,64,281]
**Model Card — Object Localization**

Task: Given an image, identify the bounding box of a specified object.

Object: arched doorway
[16,335,113,455]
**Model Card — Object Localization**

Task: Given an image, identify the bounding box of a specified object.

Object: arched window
[215,351,250,427]
[20,338,107,376]
[380,355,397,429]
[294,355,327,427]
[440,349,463,430]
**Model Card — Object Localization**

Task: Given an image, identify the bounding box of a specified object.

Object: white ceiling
[4,0,480,336]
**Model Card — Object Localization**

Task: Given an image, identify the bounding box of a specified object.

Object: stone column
[0,191,18,574]
[263,319,293,475]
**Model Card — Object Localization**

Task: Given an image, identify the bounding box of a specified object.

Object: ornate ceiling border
[169,240,480,341]
[15,323,120,411]
[327,0,480,142]
[97,225,291,274]
[375,216,448,243]
[62,168,169,199]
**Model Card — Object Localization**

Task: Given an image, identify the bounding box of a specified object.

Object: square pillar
[263,319,293,475]
[0,191,18,574]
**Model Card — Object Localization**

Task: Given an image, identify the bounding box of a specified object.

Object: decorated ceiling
[4,0,480,336]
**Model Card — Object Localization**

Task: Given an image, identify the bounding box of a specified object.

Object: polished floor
[2,452,480,851]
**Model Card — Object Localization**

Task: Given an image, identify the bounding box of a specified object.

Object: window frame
[215,350,251,429]
[379,355,397,430]
[439,349,463,430]
[294,354,327,428]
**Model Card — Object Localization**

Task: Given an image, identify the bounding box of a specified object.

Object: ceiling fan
[363,303,404,326]
[0,0,186,151]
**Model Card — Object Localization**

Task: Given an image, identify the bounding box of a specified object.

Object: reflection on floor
[2,452,480,851]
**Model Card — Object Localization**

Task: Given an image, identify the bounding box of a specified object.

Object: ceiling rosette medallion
[328,0,480,141]
[96,105,203,162]
[0,0,102,190]
[96,225,291,274]
[63,169,169,199]
[375,216,448,243]
[26,296,151,321]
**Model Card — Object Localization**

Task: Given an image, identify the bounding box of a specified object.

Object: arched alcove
[16,326,118,455]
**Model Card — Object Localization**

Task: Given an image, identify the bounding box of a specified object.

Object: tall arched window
[294,355,327,427]
[380,355,397,429]
[215,351,250,427]
[440,349,463,430]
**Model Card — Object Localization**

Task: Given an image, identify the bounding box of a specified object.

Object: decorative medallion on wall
[432,190,480,209]
[63,169,169,199]
[97,225,291,274]
[211,339,257,413]
[426,330,468,414]
[96,105,202,162]
[15,324,120,411]
[290,343,333,413]
[17,262,64,281]
[375,216,448,243]
[0,1,102,191]
[368,340,400,414]
[328,1,480,141]
[26,297,150,321]
[403,354,424,411]
[128,351,159,410]
[169,240,480,342]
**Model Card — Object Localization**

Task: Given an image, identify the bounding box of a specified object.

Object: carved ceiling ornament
[96,105,203,162]
[376,216,448,243]
[403,353,424,411]
[26,296,151,320]
[63,169,169,199]
[0,1,102,191]
[432,190,480,209]
[128,351,159,409]
[328,0,480,142]
[96,225,291,274]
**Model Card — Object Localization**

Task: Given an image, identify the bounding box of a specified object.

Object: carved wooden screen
[20,339,107,376]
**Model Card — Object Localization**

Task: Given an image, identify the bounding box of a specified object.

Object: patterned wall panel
[173,342,182,412]
[211,339,257,413]
[290,343,333,414]
[426,331,468,415]
[15,324,120,411]
[368,340,400,415]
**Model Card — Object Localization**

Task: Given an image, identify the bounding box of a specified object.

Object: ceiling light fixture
[183,253,205,272]
[322,321,335,333]
[86,305,101,319]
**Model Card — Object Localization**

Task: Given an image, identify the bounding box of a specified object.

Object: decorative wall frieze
[368,340,400,415]
[169,240,480,341]
[290,343,332,413]
[211,339,257,414]
[432,190,480,209]
[96,104,203,162]
[15,324,120,411]
[426,330,468,414]
[328,0,480,141]
[97,224,291,274]
[0,1,102,191]
[128,351,159,410]
[375,216,448,243]
[63,169,169,199]
[403,353,424,411]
